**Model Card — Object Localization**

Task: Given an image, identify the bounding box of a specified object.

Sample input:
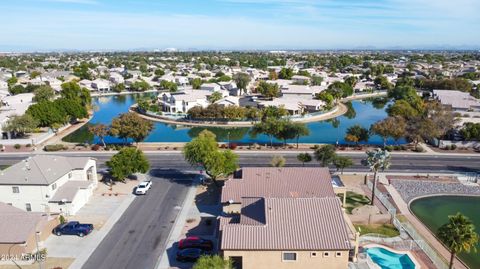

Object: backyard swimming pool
[366,247,417,269]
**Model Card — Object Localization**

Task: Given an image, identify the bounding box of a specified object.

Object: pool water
[366,247,416,269]
[64,93,406,144]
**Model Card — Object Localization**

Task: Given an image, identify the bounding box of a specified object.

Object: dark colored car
[176,248,210,262]
[178,236,214,250]
[52,221,94,237]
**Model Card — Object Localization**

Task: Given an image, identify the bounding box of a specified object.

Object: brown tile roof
[221,168,335,203]
[221,197,351,251]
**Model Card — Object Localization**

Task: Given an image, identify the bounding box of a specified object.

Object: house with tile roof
[0,202,58,256]
[219,167,355,269]
[0,155,97,216]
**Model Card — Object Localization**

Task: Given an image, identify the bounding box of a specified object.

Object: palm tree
[437,213,478,269]
[362,148,390,205]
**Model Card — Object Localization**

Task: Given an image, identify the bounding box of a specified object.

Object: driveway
[81,169,193,269]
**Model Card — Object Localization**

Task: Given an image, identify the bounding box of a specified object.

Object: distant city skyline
[0,0,479,52]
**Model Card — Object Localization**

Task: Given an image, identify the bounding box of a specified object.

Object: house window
[336,252,342,257]
[282,252,297,262]
[51,183,57,190]
[323,252,330,257]
[311,252,318,258]
[26,203,32,211]
[12,186,19,193]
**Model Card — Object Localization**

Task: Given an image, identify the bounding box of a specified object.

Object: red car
[178,236,213,251]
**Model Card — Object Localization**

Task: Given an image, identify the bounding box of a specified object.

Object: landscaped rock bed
[391,179,480,203]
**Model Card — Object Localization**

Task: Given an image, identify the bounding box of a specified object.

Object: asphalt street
[1,151,479,174]
[81,169,193,269]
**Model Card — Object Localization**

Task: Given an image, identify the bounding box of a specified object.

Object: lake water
[63,93,405,145]
[410,195,480,269]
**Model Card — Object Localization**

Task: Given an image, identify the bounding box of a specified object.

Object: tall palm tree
[362,148,390,205]
[437,213,478,269]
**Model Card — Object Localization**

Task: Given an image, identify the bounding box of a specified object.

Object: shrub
[59,215,66,224]
[229,143,238,150]
[450,144,457,150]
[14,144,21,149]
[91,144,101,151]
[413,145,424,152]
[385,145,394,151]
[393,145,401,151]
[44,144,66,152]
[400,145,408,150]
[26,143,32,148]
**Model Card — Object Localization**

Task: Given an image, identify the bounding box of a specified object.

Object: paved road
[81,169,192,269]
[1,151,479,173]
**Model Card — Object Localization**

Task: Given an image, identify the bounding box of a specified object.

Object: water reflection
[63,93,405,145]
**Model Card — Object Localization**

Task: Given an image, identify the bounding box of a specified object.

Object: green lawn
[338,191,371,214]
[354,224,400,237]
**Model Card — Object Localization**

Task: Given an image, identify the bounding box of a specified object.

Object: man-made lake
[410,195,480,269]
[63,93,404,144]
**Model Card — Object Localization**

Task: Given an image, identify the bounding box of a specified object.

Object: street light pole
[227,132,230,148]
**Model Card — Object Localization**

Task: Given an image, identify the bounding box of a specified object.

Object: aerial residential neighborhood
[0,1,480,269]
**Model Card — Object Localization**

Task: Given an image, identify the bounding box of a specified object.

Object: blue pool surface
[366,247,416,269]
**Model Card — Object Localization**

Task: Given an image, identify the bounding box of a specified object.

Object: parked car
[53,221,94,237]
[176,248,210,262]
[135,180,152,195]
[178,236,214,251]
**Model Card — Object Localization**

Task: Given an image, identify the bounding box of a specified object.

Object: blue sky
[0,0,479,51]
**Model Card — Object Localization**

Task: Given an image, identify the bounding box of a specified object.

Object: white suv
[135,181,152,195]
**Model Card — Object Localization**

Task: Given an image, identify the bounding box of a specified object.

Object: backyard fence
[366,179,450,269]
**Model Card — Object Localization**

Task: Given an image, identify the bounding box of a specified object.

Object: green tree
[334,156,353,174]
[193,255,232,269]
[370,117,406,147]
[191,78,203,89]
[183,130,238,186]
[270,155,286,167]
[109,112,154,145]
[374,76,393,90]
[250,118,283,147]
[54,98,88,121]
[344,76,358,88]
[60,81,91,107]
[88,123,109,147]
[437,213,478,269]
[113,83,125,93]
[311,75,323,86]
[154,69,165,76]
[3,114,39,137]
[234,72,251,96]
[26,101,66,127]
[362,148,391,205]
[106,147,150,181]
[345,125,370,145]
[131,80,151,92]
[290,122,310,148]
[33,85,55,102]
[278,68,294,79]
[208,91,223,103]
[297,153,312,166]
[257,81,279,98]
[314,144,337,167]
[460,123,480,140]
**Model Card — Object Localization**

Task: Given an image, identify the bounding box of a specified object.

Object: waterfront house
[433,90,480,111]
[92,78,111,92]
[159,89,214,113]
[219,168,353,269]
[0,155,98,216]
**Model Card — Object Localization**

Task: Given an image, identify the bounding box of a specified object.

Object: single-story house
[433,90,480,111]
[0,203,58,256]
